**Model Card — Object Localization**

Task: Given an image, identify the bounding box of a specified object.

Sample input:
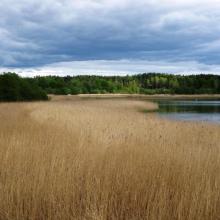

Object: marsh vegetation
[0,97,219,219]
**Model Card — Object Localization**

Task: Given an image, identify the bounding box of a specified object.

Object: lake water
[155,99,220,123]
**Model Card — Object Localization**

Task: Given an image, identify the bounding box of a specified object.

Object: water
[155,99,220,123]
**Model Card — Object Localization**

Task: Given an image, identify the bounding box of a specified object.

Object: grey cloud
[0,0,220,74]
[1,59,220,77]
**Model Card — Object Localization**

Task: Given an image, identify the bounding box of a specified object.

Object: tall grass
[0,98,219,220]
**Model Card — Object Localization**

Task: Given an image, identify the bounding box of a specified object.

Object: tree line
[1,72,220,101]
[34,73,220,95]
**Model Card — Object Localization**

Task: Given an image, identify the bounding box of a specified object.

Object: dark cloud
[1,0,220,74]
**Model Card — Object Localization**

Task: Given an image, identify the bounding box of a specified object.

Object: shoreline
[77,93,220,100]
[49,94,220,125]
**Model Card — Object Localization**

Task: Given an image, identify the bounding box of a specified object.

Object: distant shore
[49,94,220,102]
[77,93,220,100]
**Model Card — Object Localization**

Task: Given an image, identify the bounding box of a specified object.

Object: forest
[1,72,220,101]
[33,73,220,95]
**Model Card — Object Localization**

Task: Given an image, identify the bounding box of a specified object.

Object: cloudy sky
[1,0,220,76]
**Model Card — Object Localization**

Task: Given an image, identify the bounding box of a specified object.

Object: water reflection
[156,99,220,123]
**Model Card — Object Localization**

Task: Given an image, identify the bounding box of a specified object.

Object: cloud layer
[1,0,220,75]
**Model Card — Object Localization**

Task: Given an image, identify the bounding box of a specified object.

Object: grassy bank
[0,97,219,220]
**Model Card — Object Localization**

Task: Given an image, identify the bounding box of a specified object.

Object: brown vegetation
[0,97,219,220]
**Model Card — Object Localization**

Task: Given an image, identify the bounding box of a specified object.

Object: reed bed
[0,98,219,220]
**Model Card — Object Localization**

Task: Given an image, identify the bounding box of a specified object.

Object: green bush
[0,73,48,102]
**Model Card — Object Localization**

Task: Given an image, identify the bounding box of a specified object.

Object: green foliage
[31,73,220,95]
[0,73,48,102]
[1,73,220,98]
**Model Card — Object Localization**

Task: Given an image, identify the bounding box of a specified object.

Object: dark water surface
[155,99,220,123]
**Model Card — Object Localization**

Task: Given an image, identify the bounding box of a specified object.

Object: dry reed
[0,97,219,220]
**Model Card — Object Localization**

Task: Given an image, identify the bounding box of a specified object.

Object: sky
[1,0,220,76]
